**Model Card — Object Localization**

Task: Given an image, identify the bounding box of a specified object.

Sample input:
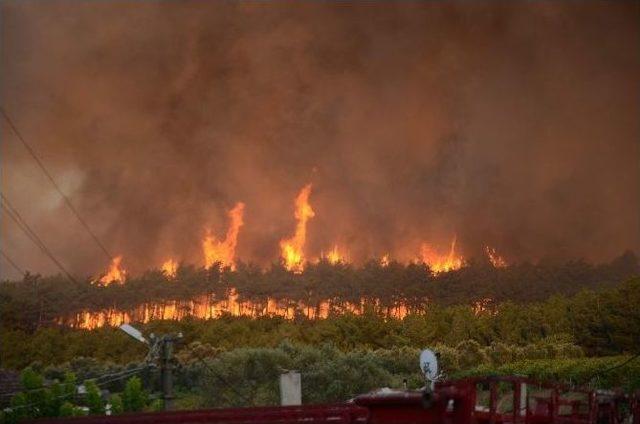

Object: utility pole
[119,325,182,412]
[159,335,179,411]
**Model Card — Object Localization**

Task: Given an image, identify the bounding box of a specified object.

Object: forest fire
[98,256,126,285]
[91,194,512,286]
[92,192,514,285]
[59,292,416,330]
[161,259,178,277]
[280,184,315,273]
[203,202,245,270]
[420,237,464,273]
[324,245,346,264]
[485,246,507,268]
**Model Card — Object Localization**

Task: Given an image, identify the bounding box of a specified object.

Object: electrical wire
[0,366,150,399]
[188,348,252,405]
[1,201,47,253]
[4,365,150,410]
[0,247,25,275]
[582,353,640,385]
[93,366,151,387]
[1,107,113,261]
[1,193,78,283]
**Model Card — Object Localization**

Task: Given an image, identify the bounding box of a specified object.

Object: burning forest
[55,182,520,330]
[3,173,640,331]
[94,183,505,286]
[1,3,640,420]
[1,2,638,287]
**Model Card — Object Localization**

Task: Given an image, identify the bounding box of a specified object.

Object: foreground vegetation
[3,342,639,423]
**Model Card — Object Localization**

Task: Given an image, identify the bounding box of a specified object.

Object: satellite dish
[119,324,148,344]
[419,349,439,381]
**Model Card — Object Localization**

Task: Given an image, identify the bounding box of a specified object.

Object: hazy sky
[2,1,639,279]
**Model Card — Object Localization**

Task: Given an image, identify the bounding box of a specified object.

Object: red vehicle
[28,376,638,424]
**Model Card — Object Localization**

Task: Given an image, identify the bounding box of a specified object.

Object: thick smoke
[1,2,638,278]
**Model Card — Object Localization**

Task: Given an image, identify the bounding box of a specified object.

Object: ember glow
[485,246,507,268]
[57,289,499,330]
[280,184,315,273]
[161,259,178,278]
[472,298,496,316]
[420,237,464,273]
[99,256,126,285]
[203,202,245,269]
[60,292,417,330]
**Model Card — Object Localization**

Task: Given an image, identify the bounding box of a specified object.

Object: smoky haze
[1,1,639,279]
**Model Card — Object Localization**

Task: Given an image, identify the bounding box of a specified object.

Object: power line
[1,367,147,401]
[1,193,78,283]
[1,107,113,261]
[0,365,151,399]
[2,201,47,254]
[0,247,25,275]
[189,348,252,405]
[582,353,640,385]
[92,366,151,388]
[1,195,70,277]
[5,365,149,410]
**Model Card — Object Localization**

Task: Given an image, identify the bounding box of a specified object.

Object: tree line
[2,277,639,370]
[1,251,637,332]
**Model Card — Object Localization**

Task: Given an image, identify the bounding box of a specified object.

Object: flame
[324,245,346,264]
[420,236,463,273]
[280,184,315,273]
[203,202,245,269]
[161,259,178,277]
[58,291,425,330]
[99,256,126,285]
[380,254,390,267]
[485,246,507,268]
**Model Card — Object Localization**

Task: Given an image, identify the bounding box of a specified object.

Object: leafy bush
[122,376,148,412]
[454,356,640,391]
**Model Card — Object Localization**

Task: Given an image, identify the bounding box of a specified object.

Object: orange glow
[203,202,245,269]
[485,246,507,268]
[161,259,178,278]
[280,184,314,273]
[324,245,346,264]
[420,236,463,273]
[99,256,126,285]
[472,297,496,316]
[380,254,390,267]
[58,290,428,330]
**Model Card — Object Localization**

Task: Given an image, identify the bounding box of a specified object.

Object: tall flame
[99,256,126,285]
[161,259,178,277]
[485,246,507,268]
[420,236,463,273]
[325,245,346,264]
[203,202,245,269]
[280,184,315,273]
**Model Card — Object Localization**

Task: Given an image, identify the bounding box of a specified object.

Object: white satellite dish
[119,324,148,344]
[419,349,439,381]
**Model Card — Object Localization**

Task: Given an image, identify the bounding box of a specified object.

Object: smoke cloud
[1,1,638,278]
